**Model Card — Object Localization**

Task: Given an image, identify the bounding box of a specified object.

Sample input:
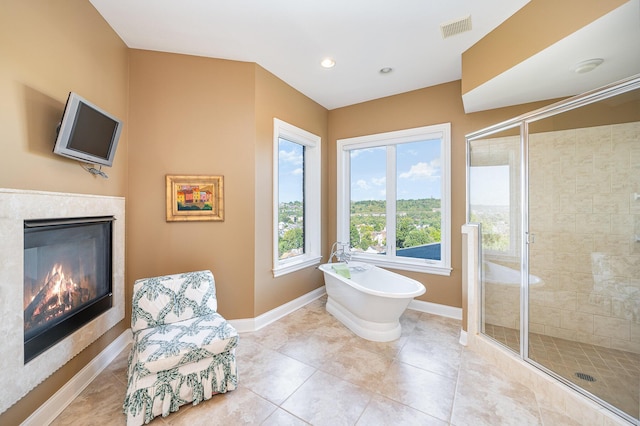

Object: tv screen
[53,92,123,167]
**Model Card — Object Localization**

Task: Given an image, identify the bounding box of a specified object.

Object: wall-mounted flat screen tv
[53,92,123,167]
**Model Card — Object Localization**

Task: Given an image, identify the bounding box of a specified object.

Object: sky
[278,137,448,203]
[350,139,442,201]
[278,138,304,203]
[469,165,510,206]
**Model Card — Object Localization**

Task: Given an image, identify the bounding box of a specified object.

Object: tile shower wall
[528,122,640,354]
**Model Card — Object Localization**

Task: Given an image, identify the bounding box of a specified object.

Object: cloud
[354,176,385,191]
[350,147,383,158]
[371,176,386,186]
[399,159,440,180]
[355,179,370,190]
[279,149,303,165]
[291,168,303,176]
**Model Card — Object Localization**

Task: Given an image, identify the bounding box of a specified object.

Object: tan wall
[127,53,329,320]
[328,81,557,308]
[0,0,129,424]
[127,50,257,319]
[461,0,626,95]
[528,90,640,133]
[253,66,329,316]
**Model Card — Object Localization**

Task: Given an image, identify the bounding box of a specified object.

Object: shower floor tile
[486,323,640,421]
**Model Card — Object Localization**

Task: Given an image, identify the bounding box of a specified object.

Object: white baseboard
[232,289,462,332]
[229,286,326,333]
[408,299,463,320]
[22,330,131,426]
[459,329,468,346]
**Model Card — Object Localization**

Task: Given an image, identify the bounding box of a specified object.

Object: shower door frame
[466,73,640,425]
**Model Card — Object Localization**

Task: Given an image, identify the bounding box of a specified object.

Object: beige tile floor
[52,297,597,425]
[485,323,640,421]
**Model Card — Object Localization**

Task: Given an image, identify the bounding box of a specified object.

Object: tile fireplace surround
[0,189,125,414]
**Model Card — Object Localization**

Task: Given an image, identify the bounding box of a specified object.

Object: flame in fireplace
[24,264,92,333]
[39,264,76,312]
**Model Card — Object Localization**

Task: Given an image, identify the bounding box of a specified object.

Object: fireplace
[0,189,124,413]
[23,216,114,363]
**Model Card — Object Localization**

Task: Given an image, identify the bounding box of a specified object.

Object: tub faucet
[329,241,352,263]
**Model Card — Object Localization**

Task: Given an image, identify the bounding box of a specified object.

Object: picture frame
[166,175,224,222]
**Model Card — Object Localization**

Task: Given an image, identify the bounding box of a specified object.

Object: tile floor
[51,297,613,425]
[485,323,640,421]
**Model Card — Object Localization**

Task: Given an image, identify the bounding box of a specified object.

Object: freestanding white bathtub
[483,261,543,286]
[318,261,426,342]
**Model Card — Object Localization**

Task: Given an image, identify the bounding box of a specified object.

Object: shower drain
[575,372,596,382]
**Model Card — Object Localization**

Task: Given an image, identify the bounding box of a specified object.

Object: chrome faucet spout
[328,241,338,263]
[328,241,351,263]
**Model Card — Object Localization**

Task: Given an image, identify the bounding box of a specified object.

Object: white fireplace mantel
[0,189,125,414]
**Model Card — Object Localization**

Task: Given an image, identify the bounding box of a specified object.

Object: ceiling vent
[440,15,472,39]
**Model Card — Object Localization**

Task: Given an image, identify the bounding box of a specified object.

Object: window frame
[272,118,322,277]
[336,123,452,276]
[467,130,522,262]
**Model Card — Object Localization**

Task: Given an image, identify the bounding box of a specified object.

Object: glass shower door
[527,89,640,422]
[468,125,523,355]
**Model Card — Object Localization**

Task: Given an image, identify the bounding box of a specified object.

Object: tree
[348,198,442,251]
[350,223,360,248]
[404,227,440,247]
[470,211,509,251]
[404,228,430,247]
[396,217,414,248]
[279,227,303,258]
[359,226,375,250]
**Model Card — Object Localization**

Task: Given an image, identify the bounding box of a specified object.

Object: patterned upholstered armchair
[123,270,238,425]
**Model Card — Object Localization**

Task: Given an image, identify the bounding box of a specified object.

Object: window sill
[352,255,452,276]
[272,255,323,278]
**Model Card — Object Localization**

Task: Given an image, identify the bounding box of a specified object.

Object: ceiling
[462,0,640,112]
[89,0,640,111]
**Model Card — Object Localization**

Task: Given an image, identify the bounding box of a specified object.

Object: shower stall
[467,75,639,424]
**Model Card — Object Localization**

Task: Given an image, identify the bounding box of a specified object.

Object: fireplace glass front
[23,216,113,363]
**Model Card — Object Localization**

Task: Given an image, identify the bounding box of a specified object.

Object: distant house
[184,189,193,203]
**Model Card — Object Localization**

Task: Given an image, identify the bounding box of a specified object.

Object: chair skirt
[123,349,237,425]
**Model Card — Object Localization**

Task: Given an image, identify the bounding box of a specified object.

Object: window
[469,164,517,255]
[273,118,321,277]
[337,123,451,275]
[468,131,521,260]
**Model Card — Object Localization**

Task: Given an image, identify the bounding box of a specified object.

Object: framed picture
[166,175,224,222]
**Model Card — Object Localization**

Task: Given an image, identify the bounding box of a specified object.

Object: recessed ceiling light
[572,58,604,74]
[321,58,336,68]
[380,67,393,74]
